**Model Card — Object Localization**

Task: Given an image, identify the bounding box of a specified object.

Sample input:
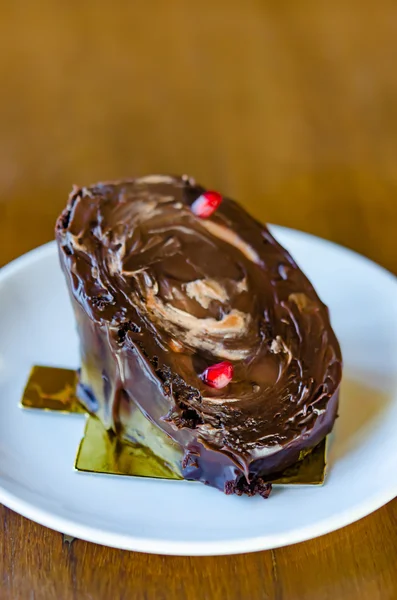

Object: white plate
[0,227,396,556]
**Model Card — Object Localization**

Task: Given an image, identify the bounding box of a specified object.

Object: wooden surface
[0,2,397,598]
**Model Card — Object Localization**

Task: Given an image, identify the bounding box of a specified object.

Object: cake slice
[56,175,342,498]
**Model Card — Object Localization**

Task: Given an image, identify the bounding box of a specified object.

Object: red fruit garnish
[191,191,222,218]
[200,361,233,389]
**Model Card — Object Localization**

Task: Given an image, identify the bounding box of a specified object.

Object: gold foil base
[21,365,85,413]
[75,416,181,479]
[20,365,327,485]
[268,438,327,485]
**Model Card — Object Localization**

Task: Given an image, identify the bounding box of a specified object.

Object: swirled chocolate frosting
[56,175,342,498]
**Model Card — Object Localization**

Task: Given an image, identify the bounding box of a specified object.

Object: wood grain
[0,2,396,598]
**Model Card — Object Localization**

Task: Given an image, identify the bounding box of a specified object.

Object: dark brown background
[1,2,397,598]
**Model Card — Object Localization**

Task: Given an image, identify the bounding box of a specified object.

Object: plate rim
[0,479,396,555]
[0,228,396,555]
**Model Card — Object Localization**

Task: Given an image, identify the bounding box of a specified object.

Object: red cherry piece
[191,191,222,218]
[201,361,233,389]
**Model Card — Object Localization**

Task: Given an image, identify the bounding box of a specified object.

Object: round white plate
[0,227,396,556]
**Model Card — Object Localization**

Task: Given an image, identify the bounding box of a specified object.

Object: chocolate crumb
[182,452,199,470]
[91,296,109,311]
[224,476,272,499]
[155,364,204,429]
[117,321,142,344]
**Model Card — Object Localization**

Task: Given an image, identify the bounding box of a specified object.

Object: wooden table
[1,2,396,598]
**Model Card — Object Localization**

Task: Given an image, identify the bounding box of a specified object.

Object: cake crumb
[270,336,286,354]
[224,477,272,499]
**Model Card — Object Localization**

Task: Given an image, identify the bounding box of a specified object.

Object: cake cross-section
[56,175,342,498]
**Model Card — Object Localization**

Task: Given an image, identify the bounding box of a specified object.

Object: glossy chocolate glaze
[56,175,342,496]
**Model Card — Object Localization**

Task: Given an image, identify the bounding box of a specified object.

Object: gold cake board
[20,365,327,485]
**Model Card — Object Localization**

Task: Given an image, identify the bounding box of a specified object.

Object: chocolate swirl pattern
[56,175,342,497]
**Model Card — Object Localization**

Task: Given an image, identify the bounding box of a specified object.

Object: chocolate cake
[55,175,342,498]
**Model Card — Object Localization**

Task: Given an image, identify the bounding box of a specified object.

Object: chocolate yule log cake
[56,175,342,498]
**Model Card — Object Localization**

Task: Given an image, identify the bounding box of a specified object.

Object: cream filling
[185,277,247,309]
[202,396,240,404]
[144,289,251,360]
[135,174,176,185]
[201,220,261,265]
[185,279,228,309]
